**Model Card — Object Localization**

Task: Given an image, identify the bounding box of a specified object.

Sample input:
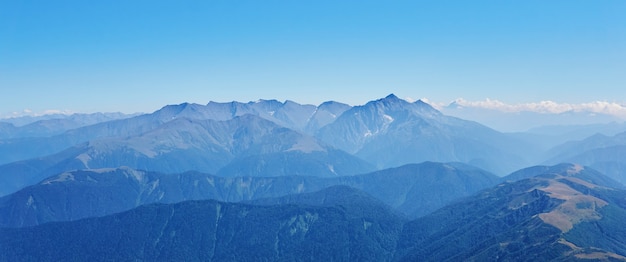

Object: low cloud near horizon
[3,98,626,120]
[1,109,75,119]
[435,98,626,119]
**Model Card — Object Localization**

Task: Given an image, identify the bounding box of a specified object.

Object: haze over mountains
[0,94,542,196]
[397,163,626,261]
[441,98,626,133]
[1,94,625,261]
[0,162,498,228]
[1,164,625,261]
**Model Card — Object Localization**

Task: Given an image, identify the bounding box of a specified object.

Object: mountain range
[0,94,542,197]
[0,114,373,196]
[442,101,626,133]
[545,131,626,184]
[0,162,498,227]
[397,163,626,261]
[1,164,625,261]
[316,95,535,173]
[0,112,137,139]
[1,94,626,261]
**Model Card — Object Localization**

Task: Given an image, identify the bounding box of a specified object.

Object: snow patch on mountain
[327,164,336,175]
[123,168,146,182]
[383,114,394,122]
[76,153,92,168]
[26,195,35,208]
[90,167,118,173]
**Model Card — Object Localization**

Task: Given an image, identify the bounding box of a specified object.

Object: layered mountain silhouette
[0,100,327,165]
[502,163,625,189]
[396,163,626,261]
[1,164,625,261]
[2,95,626,261]
[546,131,626,185]
[0,114,375,196]
[0,187,405,262]
[0,95,538,197]
[0,99,353,194]
[316,94,533,174]
[0,162,498,227]
[0,112,135,139]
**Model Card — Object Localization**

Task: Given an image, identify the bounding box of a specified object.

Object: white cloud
[1,109,74,119]
[449,98,626,118]
[40,109,73,116]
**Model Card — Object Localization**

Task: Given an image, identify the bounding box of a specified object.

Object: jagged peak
[283,100,317,109]
[385,93,399,100]
[317,101,351,112]
[161,102,189,109]
[366,94,407,106]
[155,102,192,116]
[414,99,438,110]
[318,100,342,106]
[160,102,209,111]
[283,100,299,106]
[445,100,463,109]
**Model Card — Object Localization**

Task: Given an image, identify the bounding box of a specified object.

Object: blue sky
[1,0,625,115]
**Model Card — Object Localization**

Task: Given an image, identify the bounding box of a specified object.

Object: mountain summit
[0,95,540,196]
[316,94,532,174]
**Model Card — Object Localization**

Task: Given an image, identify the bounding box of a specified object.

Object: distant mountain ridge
[0,114,374,196]
[0,196,405,261]
[502,163,626,189]
[0,112,137,140]
[396,163,626,261]
[151,99,348,134]
[545,131,626,185]
[0,112,137,128]
[442,100,626,133]
[1,94,539,197]
[317,94,534,173]
[3,95,626,261]
[0,99,347,166]
[1,164,625,261]
[0,162,498,227]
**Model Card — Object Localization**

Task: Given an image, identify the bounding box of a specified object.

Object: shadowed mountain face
[0,95,544,197]
[0,100,339,166]
[316,94,534,174]
[0,114,374,197]
[0,188,405,262]
[396,163,626,261]
[248,185,402,218]
[1,164,625,261]
[0,99,355,196]
[3,95,626,261]
[0,112,170,165]
[0,162,498,227]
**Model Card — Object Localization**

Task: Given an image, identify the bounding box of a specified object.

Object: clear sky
[1,0,625,116]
